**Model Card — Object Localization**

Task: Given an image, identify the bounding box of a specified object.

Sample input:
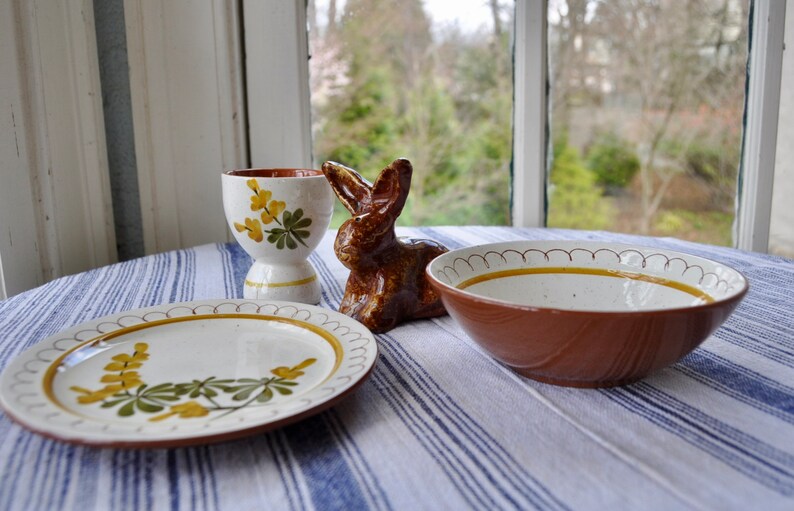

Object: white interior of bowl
[429,241,747,312]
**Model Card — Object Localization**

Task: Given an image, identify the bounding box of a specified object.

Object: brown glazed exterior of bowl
[426,246,748,388]
[432,286,745,387]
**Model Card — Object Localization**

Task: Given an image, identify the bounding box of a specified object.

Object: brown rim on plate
[1,363,376,449]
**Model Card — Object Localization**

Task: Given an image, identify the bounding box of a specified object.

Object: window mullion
[512,0,548,228]
[736,0,786,252]
[243,0,312,169]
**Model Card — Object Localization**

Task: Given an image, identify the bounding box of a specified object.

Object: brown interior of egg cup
[224,169,323,178]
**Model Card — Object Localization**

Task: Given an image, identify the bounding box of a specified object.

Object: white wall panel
[125,0,248,253]
[0,0,116,297]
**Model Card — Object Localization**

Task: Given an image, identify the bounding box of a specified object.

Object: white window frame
[243,0,313,168]
[736,0,786,252]
[512,0,548,228]
[251,0,785,251]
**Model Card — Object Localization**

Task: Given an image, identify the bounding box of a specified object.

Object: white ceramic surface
[222,170,334,303]
[0,300,377,447]
[429,241,748,312]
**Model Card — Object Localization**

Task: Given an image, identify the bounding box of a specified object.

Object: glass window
[547,0,749,246]
[308,0,515,227]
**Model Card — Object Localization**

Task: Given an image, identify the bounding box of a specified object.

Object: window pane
[547,0,749,246]
[308,0,515,227]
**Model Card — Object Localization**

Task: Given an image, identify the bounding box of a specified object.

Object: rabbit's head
[322,159,412,270]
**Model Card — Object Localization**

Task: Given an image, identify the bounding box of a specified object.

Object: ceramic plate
[0,300,378,447]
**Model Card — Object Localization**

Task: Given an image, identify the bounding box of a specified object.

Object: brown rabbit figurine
[322,158,448,333]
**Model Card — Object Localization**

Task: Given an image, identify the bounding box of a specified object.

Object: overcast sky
[313,0,496,33]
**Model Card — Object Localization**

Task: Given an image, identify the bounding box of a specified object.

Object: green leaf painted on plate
[136,400,164,413]
[119,400,136,417]
[71,342,315,422]
[256,387,274,403]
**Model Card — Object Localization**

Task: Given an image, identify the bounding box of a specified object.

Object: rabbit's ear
[371,158,412,217]
[322,161,372,214]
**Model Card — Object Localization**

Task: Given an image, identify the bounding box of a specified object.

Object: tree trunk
[328,0,337,34]
[489,0,502,38]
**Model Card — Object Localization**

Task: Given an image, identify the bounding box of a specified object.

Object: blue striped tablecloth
[0,227,792,510]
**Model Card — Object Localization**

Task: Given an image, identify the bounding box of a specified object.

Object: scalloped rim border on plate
[0,300,378,448]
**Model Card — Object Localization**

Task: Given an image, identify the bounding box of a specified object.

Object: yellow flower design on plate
[271,358,316,380]
[100,371,143,386]
[108,343,149,363]
[70,342,149,403]
[69,343,315,421]
[150,401,209,422]
[71,385,120,404]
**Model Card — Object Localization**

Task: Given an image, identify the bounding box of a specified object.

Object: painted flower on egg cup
[222,169,334,304]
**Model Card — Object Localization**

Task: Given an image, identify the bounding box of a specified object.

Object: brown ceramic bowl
[426,241,748,388]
